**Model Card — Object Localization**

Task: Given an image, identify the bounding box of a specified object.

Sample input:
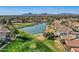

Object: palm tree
[6,18,19,38]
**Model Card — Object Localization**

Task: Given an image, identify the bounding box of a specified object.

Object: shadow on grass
[15,36,32,42]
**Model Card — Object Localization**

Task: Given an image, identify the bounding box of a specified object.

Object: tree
[46,17,52,25]
[0,18,6,25]
[43,32,55,40]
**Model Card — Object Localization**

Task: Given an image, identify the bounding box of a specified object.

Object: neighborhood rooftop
[53,19,79,52]
[65,39,79,47]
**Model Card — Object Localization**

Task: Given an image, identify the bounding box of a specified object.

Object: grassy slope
[13,23,33,28]
[0,31,56,52]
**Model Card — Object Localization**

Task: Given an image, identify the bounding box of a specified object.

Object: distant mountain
[21,13,79,16]
[21,13,53,16]
[21,13,34,16]
[0,13,79,16]
[57,13,79,16]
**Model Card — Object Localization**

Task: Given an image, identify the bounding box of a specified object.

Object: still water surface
[20,23,46,35]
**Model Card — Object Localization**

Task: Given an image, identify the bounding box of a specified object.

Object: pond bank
[34,33,45,41]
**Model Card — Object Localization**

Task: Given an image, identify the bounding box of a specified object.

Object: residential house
[65,39,79,51]
[0,26,10,42]
[71,48,79,52]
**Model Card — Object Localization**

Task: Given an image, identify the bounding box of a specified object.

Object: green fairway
[0,40,56,52]
[13,23,33,28]
[0,31,57,52]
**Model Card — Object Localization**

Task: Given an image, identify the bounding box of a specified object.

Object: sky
[0,6,79,15]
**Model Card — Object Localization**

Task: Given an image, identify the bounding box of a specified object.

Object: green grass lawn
[0,39,55,52]
[0,31,58,52]
[13,23,33,28]
[43,39,61,52]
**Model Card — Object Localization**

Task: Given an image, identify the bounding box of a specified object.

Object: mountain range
[21,13,79,16]
[0,13,79,16]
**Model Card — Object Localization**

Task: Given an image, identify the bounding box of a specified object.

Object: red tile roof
[0,27,10,37]
[71,48,79,52]
[65,39,79,47]
[71,32,79,35]
[61,35,76,40]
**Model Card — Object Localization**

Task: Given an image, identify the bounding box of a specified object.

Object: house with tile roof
[71,48,79,52]
[0,26,10,42]
[65,39,79,51]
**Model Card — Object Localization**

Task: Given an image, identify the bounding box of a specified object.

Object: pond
[20,23,47,35]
